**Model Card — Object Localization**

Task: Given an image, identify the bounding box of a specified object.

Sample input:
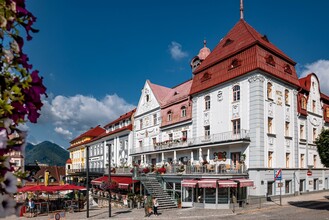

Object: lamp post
[107,143,111,218]
[86,145,90,218]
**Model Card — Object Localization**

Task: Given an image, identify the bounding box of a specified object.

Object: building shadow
[288,200,329,211]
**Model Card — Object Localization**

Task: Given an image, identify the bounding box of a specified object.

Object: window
[167,111,173,121]
[300,154,305,168]
[229,58,241,69]
[205,96,210,110]
[313,155,317,168]
[268,118,273,134]
[145,94,150,102]
[313,128,317,142]
[327,107,329,118]
[265,55,275,66]
[286,153,290,168]
[232,119,241,134]
[168,133,173,141]
[312,100,316,112]
[285,89,289,105]
[284,64,292,74]
[153,114,157,125]
[182,131,187,140]
[285,122,290,136]
[140,119,143,129]
[268,151,273,168]
[152,138,157,146]
[181,106,187,117]
[285,180,291,194]
[204,126,210,139]
[301,97,307,109]
[139,140,143,148]
[267,82,273,100]
[233,85,240,101]
[300,125,304,139]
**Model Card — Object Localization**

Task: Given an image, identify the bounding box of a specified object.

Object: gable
[135,81,161,117]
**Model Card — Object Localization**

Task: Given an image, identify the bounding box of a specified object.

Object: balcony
[130,129,250,154]
[67,167,132,175]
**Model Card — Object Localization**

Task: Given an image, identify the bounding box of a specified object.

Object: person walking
[28,198,35,217]
[144,195,149,217]
[152,197,159,216]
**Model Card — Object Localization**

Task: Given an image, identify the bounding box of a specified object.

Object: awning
[198,179,217,188]
[218,180,237,188]
[181,179,198,188]
[91,176,139,187]
[232,179,254,187]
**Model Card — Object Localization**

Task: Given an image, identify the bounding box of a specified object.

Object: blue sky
[23,0,329,148]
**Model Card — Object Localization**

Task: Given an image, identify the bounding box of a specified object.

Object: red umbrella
[56,184,86,191]
[18,185,54,192]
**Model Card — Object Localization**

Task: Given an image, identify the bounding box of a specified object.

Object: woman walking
[152,197,159,216]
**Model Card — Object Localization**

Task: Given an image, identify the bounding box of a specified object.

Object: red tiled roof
[26,166,65,186]
[148,80,173,106]
[68,126,105,150]
[66,158,72,164]
[104,109,136,128]
[190,19,300,95]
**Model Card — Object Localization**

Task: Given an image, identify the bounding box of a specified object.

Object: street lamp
[86,145,90,218]
[107,143,111,218]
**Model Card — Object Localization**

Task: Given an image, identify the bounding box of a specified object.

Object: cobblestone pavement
[7,191,329,220]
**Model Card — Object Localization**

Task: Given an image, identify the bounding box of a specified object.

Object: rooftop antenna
[240,0,244,20]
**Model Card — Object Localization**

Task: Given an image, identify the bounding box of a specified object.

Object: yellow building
[66,126,105,184]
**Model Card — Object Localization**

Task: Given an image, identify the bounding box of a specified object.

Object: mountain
[25,141,69,166]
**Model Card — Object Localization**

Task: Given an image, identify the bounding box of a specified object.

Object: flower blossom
[1,172,18,194]
[0,129,8,150]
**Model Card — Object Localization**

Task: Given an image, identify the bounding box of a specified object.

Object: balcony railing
[67,167,132,175]
[130,129,250,154]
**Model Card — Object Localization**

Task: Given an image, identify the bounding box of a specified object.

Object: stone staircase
[139,176,177,210]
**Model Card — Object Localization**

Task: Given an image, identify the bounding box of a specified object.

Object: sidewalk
[7,191,329,219]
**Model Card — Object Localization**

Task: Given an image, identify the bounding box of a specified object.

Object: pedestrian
[28,198,35,217]
[152,197,159,216]
[144,195,149,217]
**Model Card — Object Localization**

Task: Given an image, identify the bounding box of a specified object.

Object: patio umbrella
[56,184,86,191]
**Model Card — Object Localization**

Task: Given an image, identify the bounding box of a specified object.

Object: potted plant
[176,165,185,174]
[142,167,150,174]
[158,166,166,174]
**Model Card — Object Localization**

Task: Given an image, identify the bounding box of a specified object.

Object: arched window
[301,97,307,109]
[181,106,187,117]
[167,110,172,121]
[205,96,210,110]
[145,94,150,102]
[267,82,273,100]
[285,89,289,105]
[233,85,240,101]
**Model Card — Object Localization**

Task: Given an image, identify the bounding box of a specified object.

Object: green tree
[315,129,329,167]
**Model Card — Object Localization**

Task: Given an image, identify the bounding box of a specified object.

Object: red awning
[91,176,139,187]
[198,179,217,188]
[218,180,237,188]
[181,179,198,188]
[232,179,254,187]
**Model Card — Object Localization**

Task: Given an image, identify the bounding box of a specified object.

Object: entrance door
[231,152,240,170]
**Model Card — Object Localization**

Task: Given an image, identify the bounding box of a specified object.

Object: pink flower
[1,172,18,194]
[0,129,8,149]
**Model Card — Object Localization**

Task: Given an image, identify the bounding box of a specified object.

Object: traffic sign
[307,170,312,176]
[274,169,282,181]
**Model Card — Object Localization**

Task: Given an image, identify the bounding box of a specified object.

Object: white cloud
[54,127,73,140]
[168,41,188,60]
[38,94,135,141]
[300,59,329,95]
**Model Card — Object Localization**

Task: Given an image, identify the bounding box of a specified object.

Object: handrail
[130,129,250,154]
